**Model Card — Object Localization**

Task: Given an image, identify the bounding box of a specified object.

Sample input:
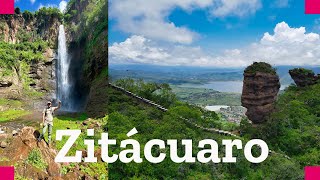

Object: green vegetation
[26,148,47,170]
[0,38,48,97]
[114,78,177,108]
[241,84,320,166]
[171,85,241,106]
[108,79,303,179]
[0,98,23,108]
[64,0,108,79]
[22,10,34,22]
[50,114,108,179]
[244,62,277,75]
[0,110,30,122]
[35,7,63,25]
[290,68,315,75]
[0,98,29,122]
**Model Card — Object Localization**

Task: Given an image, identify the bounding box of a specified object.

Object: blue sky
[109,0,320,67]
[15,0,68,12]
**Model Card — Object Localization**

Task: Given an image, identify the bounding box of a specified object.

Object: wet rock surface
[241,72,280,124]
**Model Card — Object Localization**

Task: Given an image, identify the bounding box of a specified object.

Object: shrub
[15,7,21,14]
[290,68,314,75]
[26,149,47,170]
[244,62,277,75]
[23,10,34,21]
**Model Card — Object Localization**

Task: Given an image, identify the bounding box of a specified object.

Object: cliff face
[0,12,61,104]
[64,0,108,116]
[0,13,60,45]
[289,68,319,87]
[241,72,280,124]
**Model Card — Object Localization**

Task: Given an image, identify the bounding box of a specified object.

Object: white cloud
[110,22,320,67]
[109,35,171,64]
[30,0,36,4]
[110,0,262,44]
[211,0,262,17]
[59,0,68,13]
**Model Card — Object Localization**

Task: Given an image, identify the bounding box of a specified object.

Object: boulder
[12,130,18,136]
[0,81,13,87]
[1,127,61,178]
[0,141,7,148]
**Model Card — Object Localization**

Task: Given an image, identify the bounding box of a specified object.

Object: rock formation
[241,62,280,124]
[289,68,319,87]
[0,127,61,179]
[0,12,61,45]
[0,12,61,105]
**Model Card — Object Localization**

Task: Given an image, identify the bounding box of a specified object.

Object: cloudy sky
[15,0,68,13]
[109,0,320,67]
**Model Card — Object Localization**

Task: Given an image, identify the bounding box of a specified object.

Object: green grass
[0,110,30,122]
[48,114,108,179]
[0,98,23,108]
[26,148,47,170]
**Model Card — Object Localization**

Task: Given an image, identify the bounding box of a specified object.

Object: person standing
[38,100,61,146]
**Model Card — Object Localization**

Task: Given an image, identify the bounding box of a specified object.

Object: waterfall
[57,25,73,111]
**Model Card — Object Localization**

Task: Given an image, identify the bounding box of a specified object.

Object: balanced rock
[289,68,319,87]
[241,62,280,124]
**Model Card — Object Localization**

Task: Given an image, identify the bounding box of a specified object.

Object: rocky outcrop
[64,0,108,115]
[0,50,56,101]
[29,50,56,93]
[0,68,21,99]
[241,71,280,124]
[0,127,61,179]
[0,13,60,102]
[289,68,319,87]
[0,13,61,45]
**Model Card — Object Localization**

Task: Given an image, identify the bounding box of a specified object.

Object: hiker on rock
[38,100,61,146]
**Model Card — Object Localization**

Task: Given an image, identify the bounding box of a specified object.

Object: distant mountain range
[110,64,320,86]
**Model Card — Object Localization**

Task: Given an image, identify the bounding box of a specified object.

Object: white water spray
[57,25,72,111]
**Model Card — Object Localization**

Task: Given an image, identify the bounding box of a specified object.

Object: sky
[14,0,68,13]
[109,0,320,67]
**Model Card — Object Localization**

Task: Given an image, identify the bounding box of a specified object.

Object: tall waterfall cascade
[57,25,73,111]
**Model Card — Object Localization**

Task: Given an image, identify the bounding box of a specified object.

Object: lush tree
[14,7,21,14]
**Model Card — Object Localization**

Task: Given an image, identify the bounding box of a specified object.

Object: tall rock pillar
[241,62,280,124]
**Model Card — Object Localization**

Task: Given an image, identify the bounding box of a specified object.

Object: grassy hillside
[108,79,303,179]
[242,84,320,166]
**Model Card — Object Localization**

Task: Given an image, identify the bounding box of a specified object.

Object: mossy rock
[289,68,314,76]
[244,62,277,75]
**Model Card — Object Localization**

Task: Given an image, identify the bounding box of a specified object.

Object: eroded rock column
[241,63,280,124]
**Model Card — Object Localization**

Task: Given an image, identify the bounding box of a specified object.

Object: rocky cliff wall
[63,0,108,115]
[0,13,60,46]
[0,13,61,105]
